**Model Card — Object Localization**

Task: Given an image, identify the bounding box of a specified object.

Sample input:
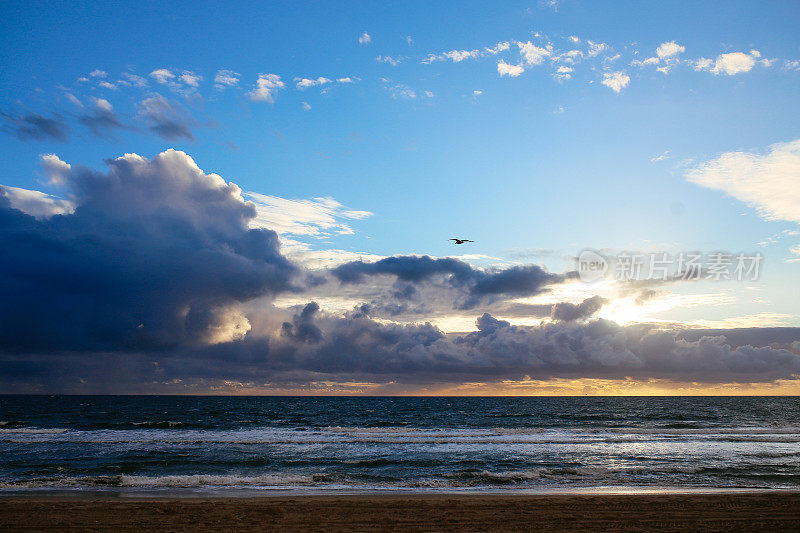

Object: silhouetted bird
[449,238,474,244]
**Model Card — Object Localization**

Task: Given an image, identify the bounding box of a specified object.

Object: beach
[1,492,799,531]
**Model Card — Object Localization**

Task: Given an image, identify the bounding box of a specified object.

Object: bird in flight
[449,238,474,244]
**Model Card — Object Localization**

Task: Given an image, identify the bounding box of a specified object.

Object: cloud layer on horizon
[0,149,799,393]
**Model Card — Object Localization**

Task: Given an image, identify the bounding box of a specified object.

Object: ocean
[1,396,798,495]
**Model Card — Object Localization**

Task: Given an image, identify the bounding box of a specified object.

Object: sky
[1,0,799,394]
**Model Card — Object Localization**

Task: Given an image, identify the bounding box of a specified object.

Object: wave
[5,464,799,491]
[0,427,69,434]
[2,424,799,445]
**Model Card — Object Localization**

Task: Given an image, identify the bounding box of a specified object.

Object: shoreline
[1,485,798,499]
[2,492,799,531]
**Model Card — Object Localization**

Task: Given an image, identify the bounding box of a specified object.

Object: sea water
[0,396,798,494]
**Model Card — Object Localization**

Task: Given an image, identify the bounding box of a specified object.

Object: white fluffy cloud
[245,192,372,237]
[0,185,75,219]
[631,41,685,73]
[179,71,202,87]
[295,77,332,89]
[423,49,480,64]
[517,41,551,66]
[150,68,175,84]
[214,69,240,89]
[293,76,354,91]
[686,139,800,223]
[358,31,371,44]
[249,74,285,103]
[422,41,515,65]
[554,65,573,81]
[39,153,72,186]
[586,40,609,57]
[601,71,630,92]
[149,69,202,94]
[656,41,685,59]
[695,50,762,75]
[497,60,524,77]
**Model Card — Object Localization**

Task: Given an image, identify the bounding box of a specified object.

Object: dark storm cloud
[1,111,70,142]
[1,304,799,392]
[259,308,800,384]
[281,302,323,343]
[550,295,607,322]
[136,95,195,141]
[332,256,571,308]
[78,100,126,138]
[0,149,295,352]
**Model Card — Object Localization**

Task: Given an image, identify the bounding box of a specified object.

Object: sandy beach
[1,492,799,532]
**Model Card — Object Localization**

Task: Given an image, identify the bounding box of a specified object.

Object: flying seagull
[449,238,474,244]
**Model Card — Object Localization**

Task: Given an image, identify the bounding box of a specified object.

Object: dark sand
[1,492,799,532]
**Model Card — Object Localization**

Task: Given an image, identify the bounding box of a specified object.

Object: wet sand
[1,492,799,531]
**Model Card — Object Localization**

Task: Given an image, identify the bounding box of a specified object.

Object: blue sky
[1,1,799,393]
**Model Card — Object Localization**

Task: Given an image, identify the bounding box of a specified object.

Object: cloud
[587,40,609,57]
[788,244,800,263]
[375,55,402,66]
[301,101,311,111]
[150,68,203,95]
[1,148,799,391]
[517,41,551,65]
[554,65,573,81]
[89,69,107,78]
[0,149,295,353]
[2,112,69,142]
[601,71,630,92]
[358,31,371,45]
[121,73,149,88]
[485,42,510,54]
[388,84,416,99]
[39,153,72,186]
[136,95,196,140]
[650,150,670,163]
[632,57,660,67]
[179,71,202,87]
[64,93,83,108]
[294,77,332,90]
[423,41,512,64]
[497,60,524,77]
[249,73,285,103]
[0,185,75,219]
[422,49,481,64]
[244,192,372,237]
[631,41,685,73]
[686,138,800,223]
[550,296,607,322]
[213,70,240,89]
[78,98,126,138]
[150,68,175,84]
[656,41,685,59]
[331,255,570,309]
[161,309,799,387]
[694,50,762,75]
